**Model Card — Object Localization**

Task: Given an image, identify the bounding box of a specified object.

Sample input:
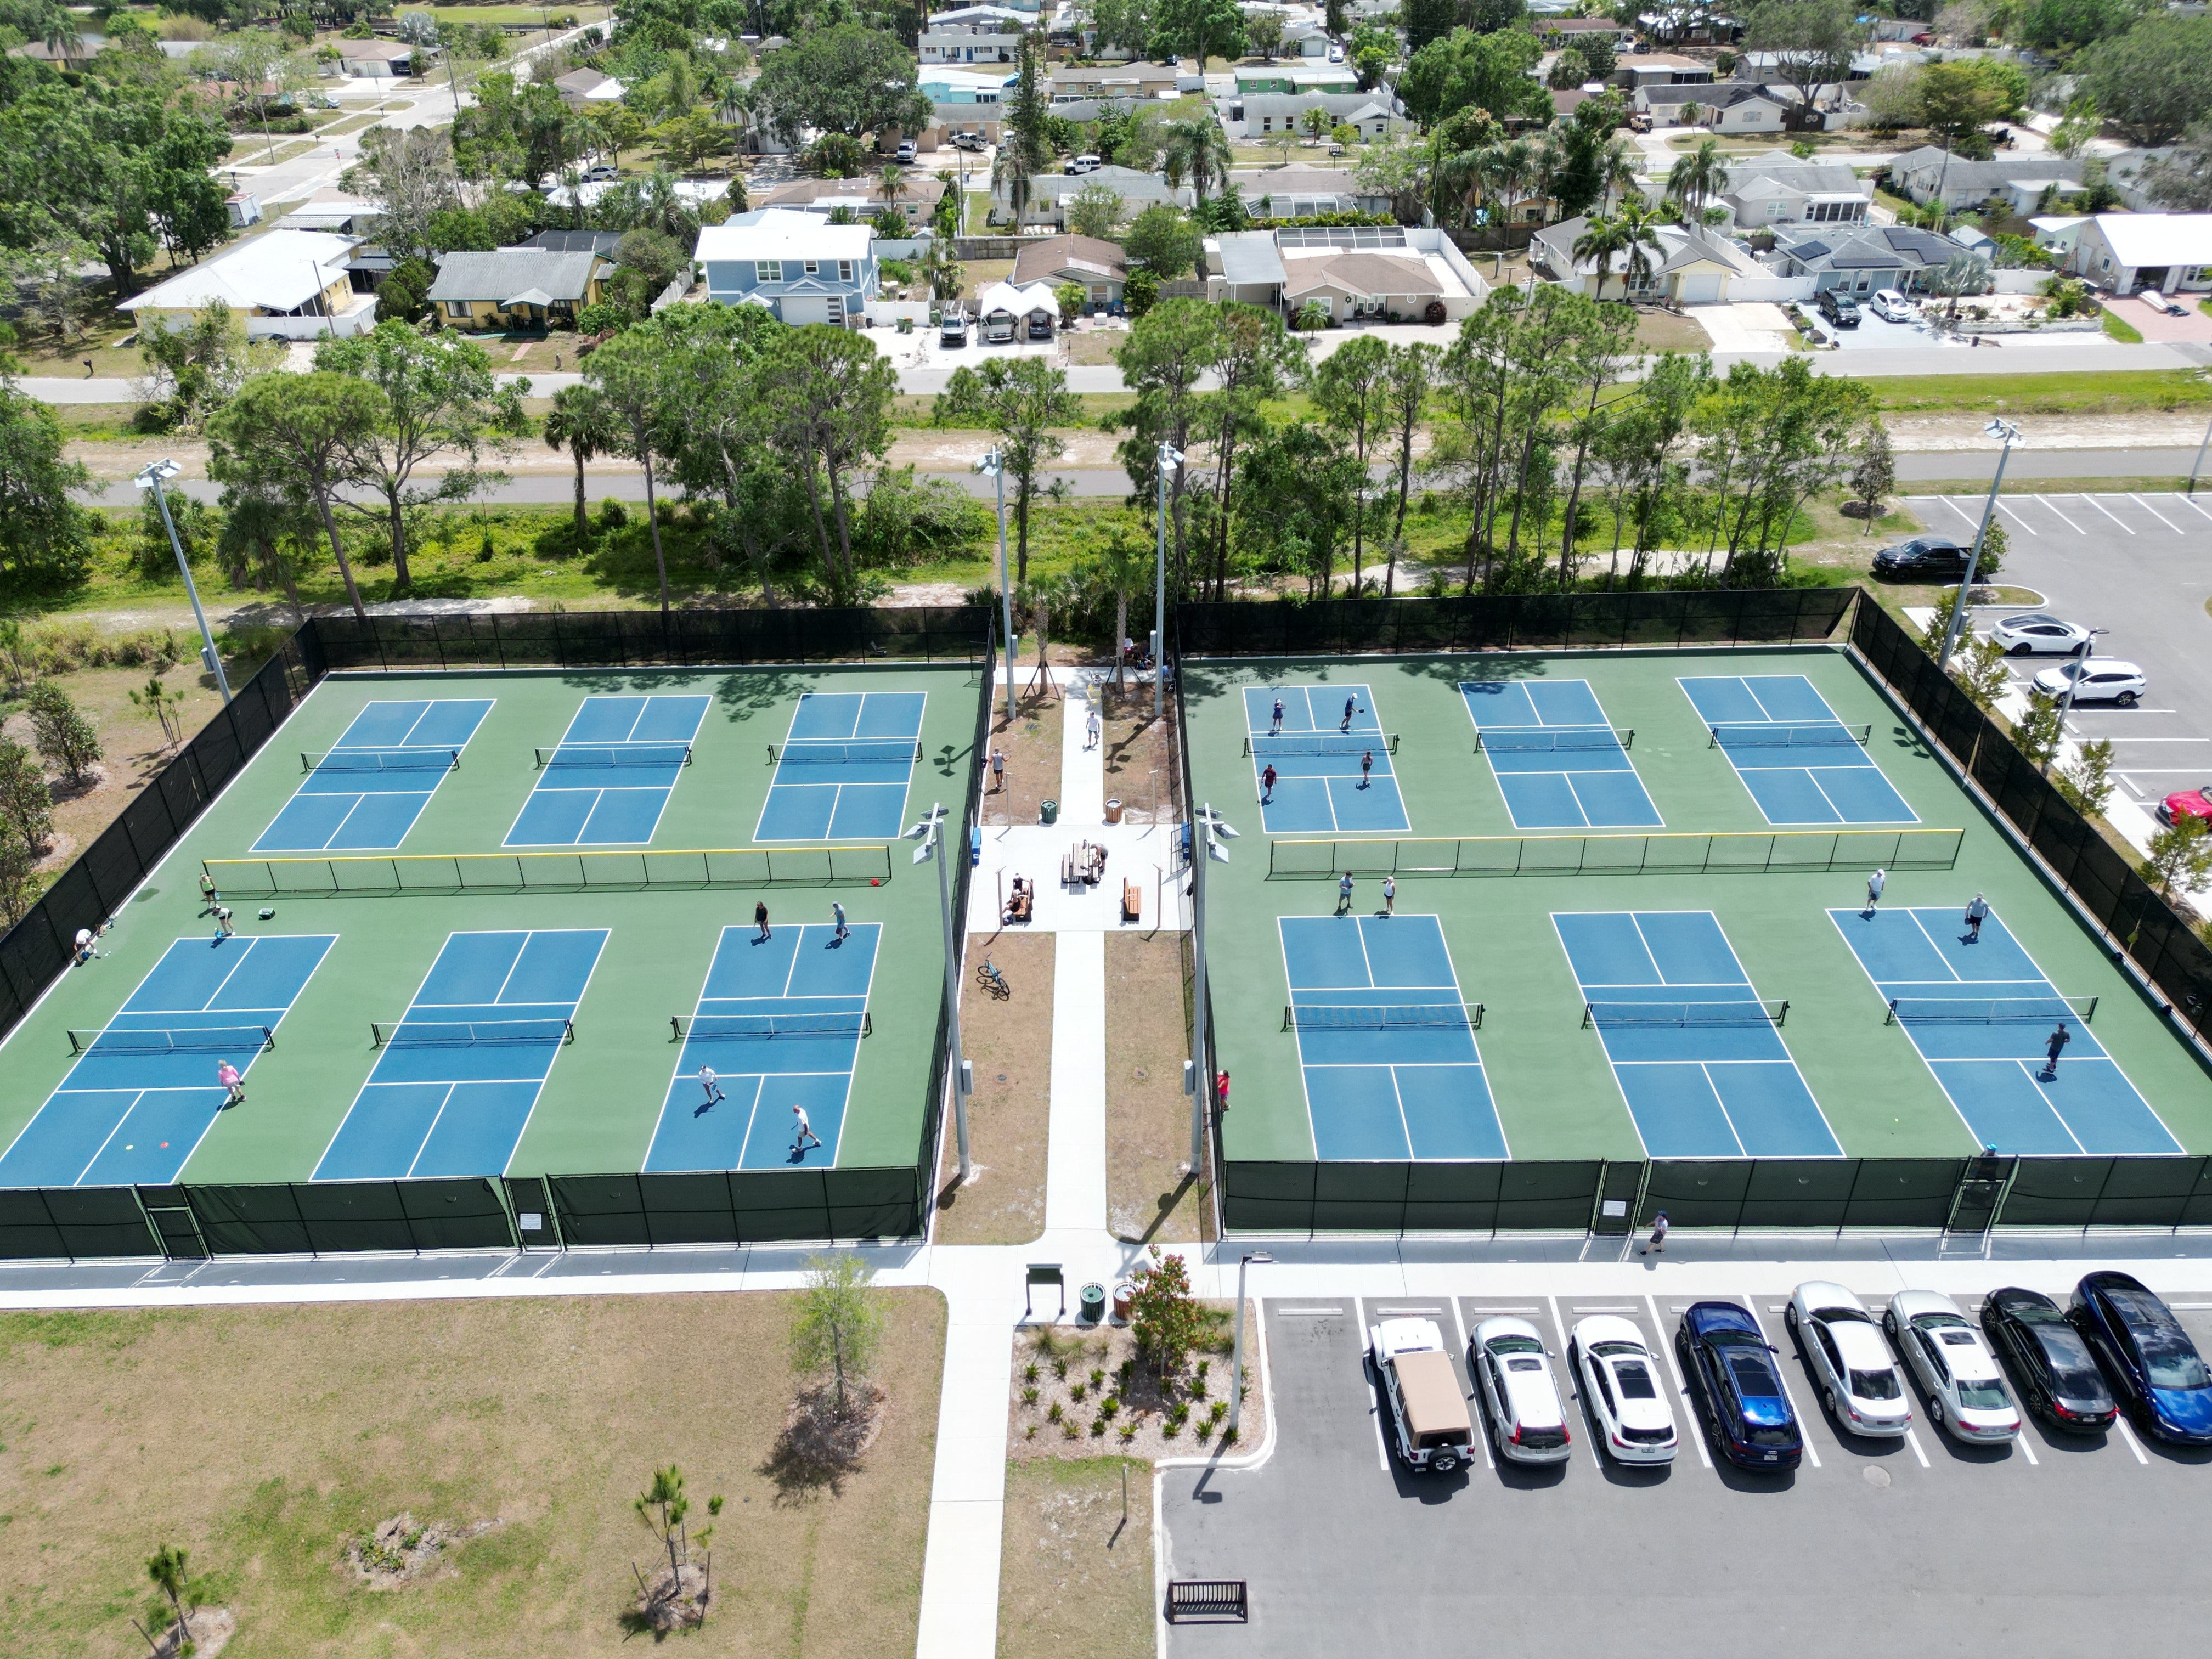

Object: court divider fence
[205,844,899,897]
[1265,827,1964,879]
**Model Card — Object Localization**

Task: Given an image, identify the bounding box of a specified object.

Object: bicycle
[976,957,1010,1000]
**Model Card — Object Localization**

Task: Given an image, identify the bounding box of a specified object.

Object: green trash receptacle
[1079,1282,1107,1322]
[1041,799,1059,825]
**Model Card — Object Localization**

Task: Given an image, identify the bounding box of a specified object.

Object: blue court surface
[756,692,926,842]
[0,934,334,1188]
[313,929,606,1180]
[646,922,879,1169]
[1459,679,1661,830]
[505,695,709,847]
[1278,913,1505,1160]
[1680,674,1917,826]
[1827,905,2181,1156]
[255,699,492,853]
[1555,910,1840,1159]
[1243,684,1410,836]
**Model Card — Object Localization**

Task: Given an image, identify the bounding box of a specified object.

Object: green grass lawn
[1855,368,2211,415]
[2102,307,2146,343]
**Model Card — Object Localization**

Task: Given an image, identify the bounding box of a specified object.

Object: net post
[1471,1003,1483,1029]
[261,1025,275,1050]
[1885,998,1900,1025]
[1283,1005,1293,1030]
[1582,1002,1595,1028]
[561,1019,574,1043]
[1774,1000,1788,1028]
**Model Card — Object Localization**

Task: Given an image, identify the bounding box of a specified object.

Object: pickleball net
[767,740,924,764]
[670,1010,873,1040]
[1707,723,1872,749]
[1284,1002,1482,1030]
[1885,995,2097,1026]
[370,1018,576,1047]
[67,1024,275,1055]
[1475,727,1634,754]
[533,742,693,769]
[1583,999,1790,1029]
[300,748,460,774]
[1244,732,1401,758]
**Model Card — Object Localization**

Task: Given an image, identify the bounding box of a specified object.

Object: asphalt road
[1163,1290,2212,1657]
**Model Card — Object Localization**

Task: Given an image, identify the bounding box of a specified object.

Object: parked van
[981,307,1015,344]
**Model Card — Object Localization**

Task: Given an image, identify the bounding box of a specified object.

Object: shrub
[25,681,100,785]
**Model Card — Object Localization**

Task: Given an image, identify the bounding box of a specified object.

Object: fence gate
[502,1176,563,1251]
[1590,1160,1645,1235]
[136,1185,209,1260]
[1945,1154,2015,1234]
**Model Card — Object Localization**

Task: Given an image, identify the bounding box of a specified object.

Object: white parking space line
[2017,1432,2039,1466]
[1994,500,2039,535]
[1649,1294,1712,1469]
[1358,1299,1389,1472]
[1548,1294,1603,1471]
[2114,1416,2151,1465]
[2170,492,2212,524]
[1904,1428,1931,1469]
[2036,495,2086,532]
[1278,1307,1348,1315]
[1448,1299,1495,1470]
[1938,498,1978,528]
[2078,494,2136,534]
[1740,1294,1820,1468]
[2130,494,2182,532]
[1570,1305,1641,1313]
[1374,1306,1443,1314]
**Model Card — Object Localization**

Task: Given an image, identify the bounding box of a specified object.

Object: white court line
[1904,1427,1931,1469]
[2114,1415,2151,1464]
[2076,494,2136,534]
[1993,499,2038,535]
[2035,496,2086,532]
[1649,1293,1712,1469]
[2130,494,2181,532]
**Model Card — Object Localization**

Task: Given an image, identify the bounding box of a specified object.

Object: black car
[2070,1272,2212,1444]
[1817,289,1861,328]
[1981,1286,2117,1432]
[1871,536,1971,579]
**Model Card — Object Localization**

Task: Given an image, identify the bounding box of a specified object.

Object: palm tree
[544,383,622,548]
[1616,200,1666,298]
[1666,137,1725,219]
[1488,139,1534,274]
[1599,142,1639,214]
[991,142,1034,227]
[1165,117,1231,203]
[41,4,84,64]
[1440,142,1497,232]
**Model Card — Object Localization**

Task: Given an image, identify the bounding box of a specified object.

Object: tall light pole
[2048,627,2109,774]
[1939,416,2022,670]
[134,459,230,706]
[975,449,1015,724]
[909,803,973,1183]
[1187,803,1237,1170]
[2191,407,2212,496]
[1227,1250,1272,1442]
[1155,441,1182,718]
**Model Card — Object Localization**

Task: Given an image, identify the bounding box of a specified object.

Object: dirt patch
[342,1512,504,1590]
[0,1291,944,1659]
[1097,683,1180,826]
[627,1561,710,1633]
[145,1606,235,1657]
[982,685,1065,827]
[1106,930,1212,1244]
[937,929,1054,1244]
[1006,1301,1265,1464]
[997,1458,1155,1659]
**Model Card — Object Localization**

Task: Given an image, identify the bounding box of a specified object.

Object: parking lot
[1903,492,2212,822]
[1163,1286,2212,1655]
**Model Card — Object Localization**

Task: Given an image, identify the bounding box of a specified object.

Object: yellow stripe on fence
[205,845,895,896]
[1266,828,1964,878]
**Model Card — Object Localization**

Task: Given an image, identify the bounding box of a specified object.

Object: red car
[2159,786,2212,826]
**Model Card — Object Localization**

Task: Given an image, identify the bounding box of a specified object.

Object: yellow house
[426,249,616,331]
[118,229,377,340]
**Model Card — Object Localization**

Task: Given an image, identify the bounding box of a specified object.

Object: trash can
[1104,798,1124,824]
[1079,1282,1107,1323]
[1111,1281,1136,1322]
[1041,799,1060,825]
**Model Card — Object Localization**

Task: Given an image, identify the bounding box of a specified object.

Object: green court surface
[1187,648,2212,1166]
[0,665,981,1189]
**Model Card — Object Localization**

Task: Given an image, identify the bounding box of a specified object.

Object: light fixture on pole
[974,449,1015,724]
[909,803,973,1183]
[134,459,230,706]
[1154,442,1182,719]
[1939,416,2022,670]
[1185,802,1238,1171]
[1227,1250,1272,1441]
[2048,627,2109,774]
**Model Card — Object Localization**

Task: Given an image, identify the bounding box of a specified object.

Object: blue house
[695,210,879,326]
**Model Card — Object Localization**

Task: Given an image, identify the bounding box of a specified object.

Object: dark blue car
[2070,1272,2212,1446]
[1678,1301,1803,1470]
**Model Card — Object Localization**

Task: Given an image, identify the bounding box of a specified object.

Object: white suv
[1367,1318,1475,1474]
[1471,1317,1572,1464]
[2032,658,2145,707]
[1570,1314,1677,1464]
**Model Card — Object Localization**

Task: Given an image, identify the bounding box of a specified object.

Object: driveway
[2118,293,2212,344]
[1694,301,1797,352]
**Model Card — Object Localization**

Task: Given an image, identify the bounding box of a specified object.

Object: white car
[894,139,918,164]
[1471,1317,1572,1464]
[1991,612,2093,656]
[2032,658,2145,707]
[1328,42,1344,60]
[1786,1282,1912,1437]
[1570,1315,1677,1464]
[1064,153,1101,174]
[1886,1291,2021,1443]
[1870,289,1918,322]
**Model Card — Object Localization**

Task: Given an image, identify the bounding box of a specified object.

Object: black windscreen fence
[184,1179,516,1254]
[548,1169,922,1246]
[312,606,990,673]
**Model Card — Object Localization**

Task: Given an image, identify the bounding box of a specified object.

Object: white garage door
[780,296,832,325]
[1675,272,1724,304]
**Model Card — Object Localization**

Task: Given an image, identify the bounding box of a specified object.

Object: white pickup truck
[1367,1318,1475,1475]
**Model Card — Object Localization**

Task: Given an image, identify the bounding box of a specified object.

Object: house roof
[1230,167,1371,197]
[1213,230,1289,286]
[1641,82,1778,108]
[553,67,623,97]
[759,177,947,211]
[1776,223,1959,271]
[334,37,415,59]
[695,208,876,262]
[1013,234,1128,284]
[977,279,1060,317]
[1889,149,2085,190]
[2084,212,2212,268]
[426,249,607,303]
[1027,168,1180,204]
[1283,251,1436,297]
[1236,91,1397,117]
[521,229,625,256]
[120,229,364,314]
[1720,159,1865,197]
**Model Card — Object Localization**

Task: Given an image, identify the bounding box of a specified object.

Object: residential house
[552,67,625,106]
[1532,215,1763,301]
[426,247,614,330]
[1634,82,1789,132]
[7,32,105,68]
[2030,214,2090,262]
[1536,16,1633,43]
[1714,159,1870,230]
[695,209,878,325]
[2061,213,2212,295]
[521,229,627,256]
[1207,225,1486,320]
[1012,233,1128,309]
[277,190,385,237]
[921,28,1020,61]
[1233,63,1359,93]
[1048,64,1183,100]
[1873,18,1933,41]
[1220,90,1409,140]
[1000,164,1192,229]
[1885,148,2092,213]
[1767,222,1971,294]
[976,279,1060,339]
[121,229,379,340]
[757,175,948,227]
[1228,166,1395,218]
[1613,52,1711,88]
[334,38,422,77]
